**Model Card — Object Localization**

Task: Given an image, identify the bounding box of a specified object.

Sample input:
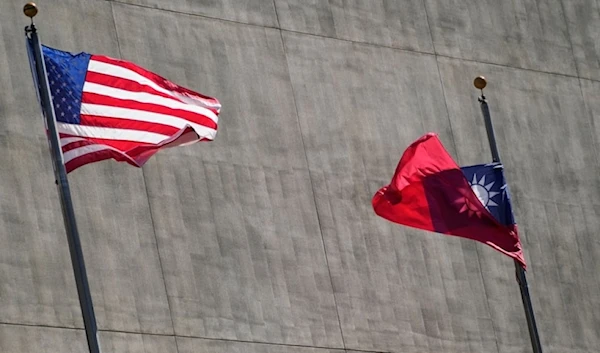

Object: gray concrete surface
[562,1,600,80]
[177,337,345,353]
[0,324,86,353]
[275,0,434,52]
[1,0,599,352]
[115,0,279,27]
[99,332,177,353]
[425,0,577,76]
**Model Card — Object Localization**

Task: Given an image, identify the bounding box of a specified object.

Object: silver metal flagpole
[473,76,543,353]
[23,3,102,353]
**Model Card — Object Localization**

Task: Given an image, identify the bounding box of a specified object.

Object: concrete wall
[1,0,599,352]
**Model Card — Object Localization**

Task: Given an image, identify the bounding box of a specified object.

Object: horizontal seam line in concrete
[0,321,80,331]
[513,194,600,208]
[108,0,600,83]
[0,321,390,353]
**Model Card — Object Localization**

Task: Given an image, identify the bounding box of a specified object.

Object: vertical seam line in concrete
[421,0,459,155]
[139,146,179,353]
[139,157,180,352]
[578,75,600,167]
[561,0,600,167]
[558,0,590,124]
[422,2,501,353]
[558,0,587,121]
[271,0,282,29]
[471,237,502,353]
[558,0,581,80]
[272,6,347,351]
[109,3,180,352]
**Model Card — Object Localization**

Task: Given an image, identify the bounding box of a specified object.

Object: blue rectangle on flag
[460,163,516,226]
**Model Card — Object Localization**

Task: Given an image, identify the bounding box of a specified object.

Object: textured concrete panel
[0,0,172,333]
[0,0,120,135]
[282,31,452,178]
[68,162,173,334]
[562,1,600,80]
[310,170,502,353]
[581,79,600,143]
[177,336,345,353]
[0,0,172,334]
[0,329,178,353]
[438,58,600,353]
[110,7,343,346]
[274,0,434,52]
[425,0,576,75]
[99,331,177,353]
[111,0,278,28]
[142,155,343,347]
[512,200,600,353]
[0,325,179,353]
[112,3,306,170]
[0,324,86,353]
[437,57,599,207]
[2,0,600,352]
[0,135,81,328]
[282,32,500,352]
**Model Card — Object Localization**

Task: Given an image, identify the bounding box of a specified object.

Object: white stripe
[57,122,169,144]
[63,144,139,166]
[83,82,219,124]
[60,137,86,147]
[80,103,217,139]
[88,60,222,111]
[63,144,113,164]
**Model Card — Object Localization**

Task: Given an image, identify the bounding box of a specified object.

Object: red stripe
[61,138,95,154]
[65,149,141,173]
[79,114,181,136]
[86,71,177,102]
[60,126,209,154]
[81,92,218,130]
[62,133,213,173]
[91,55,221,112]
[61,136,151,165]
[60,133,155,153]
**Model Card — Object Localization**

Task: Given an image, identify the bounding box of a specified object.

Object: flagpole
[474,76,542,353]
[23,4,102,353]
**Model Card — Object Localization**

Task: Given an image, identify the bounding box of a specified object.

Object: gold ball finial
[474,76,487,90]
[23,2,38,18]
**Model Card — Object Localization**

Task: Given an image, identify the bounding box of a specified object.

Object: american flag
[31,44,220,173]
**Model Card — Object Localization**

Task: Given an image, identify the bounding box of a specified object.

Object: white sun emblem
[455,173,500,217]
[470,173,500,209]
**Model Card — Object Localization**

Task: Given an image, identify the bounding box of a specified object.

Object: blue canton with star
[460,162,516,226]
[41,45,91,125]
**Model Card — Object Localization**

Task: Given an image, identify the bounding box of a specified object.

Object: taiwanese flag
[372,133,526,268]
